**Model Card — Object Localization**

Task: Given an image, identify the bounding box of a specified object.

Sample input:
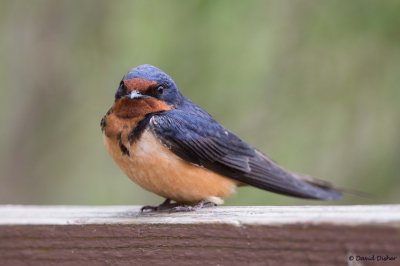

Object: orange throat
[112,97,171,119]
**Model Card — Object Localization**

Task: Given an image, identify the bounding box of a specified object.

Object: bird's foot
[141,199,217,213]
[141,199,178,212]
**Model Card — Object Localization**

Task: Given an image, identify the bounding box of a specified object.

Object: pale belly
[103,130,237,204]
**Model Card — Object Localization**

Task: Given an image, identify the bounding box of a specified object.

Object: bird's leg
[141,198,179,212]
[169,200,217,212]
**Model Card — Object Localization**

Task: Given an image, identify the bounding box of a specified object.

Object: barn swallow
[101,64,341,212]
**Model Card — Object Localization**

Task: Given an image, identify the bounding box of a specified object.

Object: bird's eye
[156,85,164,95]
[115,81,127,100]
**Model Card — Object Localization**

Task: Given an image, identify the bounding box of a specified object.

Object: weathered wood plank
[0,205,399,266]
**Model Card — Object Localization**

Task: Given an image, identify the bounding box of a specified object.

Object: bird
[101,64,341,212]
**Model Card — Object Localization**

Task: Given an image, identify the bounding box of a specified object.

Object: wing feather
[149,110,340,200]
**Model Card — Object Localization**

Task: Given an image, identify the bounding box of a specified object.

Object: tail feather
[231,151,342,200]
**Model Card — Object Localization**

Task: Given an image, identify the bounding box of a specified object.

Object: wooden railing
[1,205,399,265]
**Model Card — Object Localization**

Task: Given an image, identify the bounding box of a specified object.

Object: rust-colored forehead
[123,78,157,93]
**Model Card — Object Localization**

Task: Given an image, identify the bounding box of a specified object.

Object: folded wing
[149,110,341,200]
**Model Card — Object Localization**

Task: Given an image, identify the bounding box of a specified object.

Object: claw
[140,205,159,212]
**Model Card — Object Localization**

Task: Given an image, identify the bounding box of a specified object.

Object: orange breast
[103,129,237,204]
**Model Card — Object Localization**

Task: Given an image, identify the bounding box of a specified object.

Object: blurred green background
[0,0,399,206]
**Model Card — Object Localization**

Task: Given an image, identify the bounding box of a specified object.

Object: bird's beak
[128,90,149,99]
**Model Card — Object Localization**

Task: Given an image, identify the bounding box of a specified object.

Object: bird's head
[115,64,183,106]
[112,65,183,118]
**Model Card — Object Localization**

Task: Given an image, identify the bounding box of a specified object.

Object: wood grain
[1,205,399,266]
